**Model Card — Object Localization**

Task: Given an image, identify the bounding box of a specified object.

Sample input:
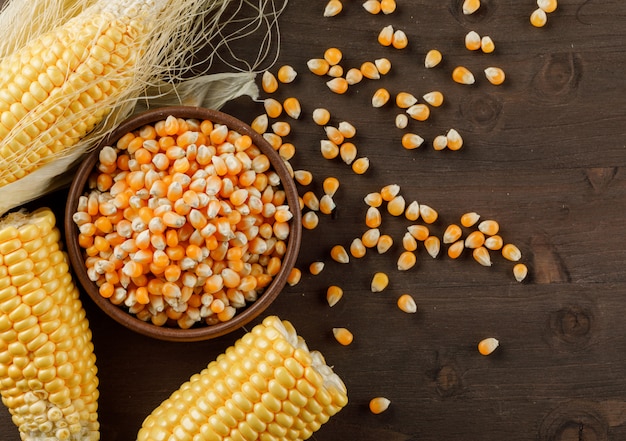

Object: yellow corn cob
[137,316,348,441]
[0,208,99,440]
[0,0,155,187]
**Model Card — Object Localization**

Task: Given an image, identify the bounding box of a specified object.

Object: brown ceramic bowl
[64,106,302,342]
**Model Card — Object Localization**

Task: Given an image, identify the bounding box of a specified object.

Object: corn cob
[0,208,99,440]
[137,315,348,440]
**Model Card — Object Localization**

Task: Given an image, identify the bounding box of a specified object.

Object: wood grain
[2,1,626,440]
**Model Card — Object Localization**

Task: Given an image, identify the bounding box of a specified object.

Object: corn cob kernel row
[137,315,348,440]
[0,208,99,440]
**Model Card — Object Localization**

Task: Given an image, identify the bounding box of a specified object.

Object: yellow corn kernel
[425,49,443,68]
[319,195,336,215]
[302,211,319,230]
[346,68,364,85]
[538,0,558,13]
[401,133,423,150]
[419,204,438,224]
[326,77,349,94]
[402,232,418,251]
[465,230,486,249]
[365,206,382,228]
[312,108,331,126]
[369,397,391,414]
[397,251,417,271]
[362,228,381,248]
[320,140,340,160]
[473,246,492,266]
[375,58,392,75]
[395,92,418,109]
[307,58,331,76]
[277,65,297,83]
[380,184,400,201]
[363,0,382,14]
[262,71,279,94]
[481,36,495,53]
[328,65,343,79]
[287,268,302,286]
[484,67,506,85]
[284,97,302,120]
[397,294,417,313]
[264,98,283,118]
[513,263,528,282]
[352,157,370,175]
[433,135,448,151]
[452,66,475,85]
[294,170,313,186]
[323,177,340,197]
[446,129,463,151]
[484,235,503,250]
[378,25,394,46]
[478,220,500,236]
[372,88,391,108]
[325,126,344,145]
[364,192,383,208]
[423,91,444,107]
[302,191,320,211]
[395,114,409,129]
[530,8,548,27]
[330,245,349,263]
[272,121,291,138]
[387,195,406,216]
[360,61,380,80]
[392,30,408,49]
[324,47,343,66]
[326,286,344,307]
[324,0,343,17]
[502,243,522,261]
[251,114,269,134]
[478,337,499,356]
[424,235,441,258]
[333,327,353,346]
[463,0,481,14]
[407,104,430,121]
[381,0,397,14]
[309,261,325,275]
[443,224,463,244]
[465,31,481,51]
[447,239,465,259]
[461,212,480,227]
[404,201,420,221]
[350,237,367,258]
[407,224,429,241]
[371,272,389,292]
[376,234,394,254]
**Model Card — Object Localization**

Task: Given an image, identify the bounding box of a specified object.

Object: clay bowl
[64,106,302,342]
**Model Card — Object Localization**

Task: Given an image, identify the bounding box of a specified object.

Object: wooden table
[2,1,626,440]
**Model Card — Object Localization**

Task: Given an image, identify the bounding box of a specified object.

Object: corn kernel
[262,71,279,93]
[326,286,343,307]
[484,67,506,85]
[320,140,339,160]
[284,97,302,120]
[277,65,297,83]
[340,142,358,165]
[443,224,462,244]
[302,211,319,230]
[365,206,382,228]
[264,98,283,118]
[251,114,269,134]
[478,337,499,356]
[433,135,448,151]
[307,58,331,76]
[324,47,343,66]
[381,0,396,14]
[326,77,349,94]
[392,30,408,49]
[530,8,548,27]
[350,237,367,258]
[378,25,394,46]
[360,61,380,80]
[330,245,349,263]
[397,251,416,271]
[463,0,480,14]
[362,228,381,248]
[452,66,475,85]
[369,397,390,414]
[272,121,291,137]
[309,261,325,275]
[395,92,418,109]
[370,272,389,292]
[324,0,343,17]
[447,239,465,259]
[319,195,336,215]
[404,200,420,221]
[312,108,331,126]
[346,68,364,85]
[478,220,499,236]
[402,133,423,150]
[338,121,356,138]
[372,88,391,108]
[446,129,463,151]
[424,236,441,258]
[425,49,442,68]
[333,327,353,346]
[376,234,393,254]
[419,204,438,224]
[363,0,381,14]
[397,294,417,313]
[402,232,418,251]
[407,224,429,241]
[387,195,406,216]
[461,212,480,227]
[323,177,340,197]
[513,263,528,282]
[465,231,486,249]
[406,104,430,121]
[375,58,392,75]
[287,268,302,286]
[484,235,503,250]
[502,244,522,261]
[537,0,557,13]
[380,184,400,201]
[364,192,383,208]
[473,246,492,266]
[465,31,481,51]
[481,36,495,53]
[422,91,444,107]
[352,157,370,175]
[396,114,409,130]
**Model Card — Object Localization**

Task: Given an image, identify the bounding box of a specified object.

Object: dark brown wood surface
[2,0,626,440]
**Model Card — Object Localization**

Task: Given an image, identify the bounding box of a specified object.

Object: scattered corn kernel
[308,58,331,76]
[262,71,279,93]
[319,194,336,215]
[484,235,503,250]
[425,49,442,68]
[302,191,320,211]
[313,108,331,126]
[326,285,344,307]
[423,91,444,107]
[446,129,463,151]
[452,66,475,85]
[478,220,500,236]
[396,114,409,130]
[465,31,481,51]
[396,92,418,109]
[360,61,381,79]
[284,97,302,119]
[364,192,383,208]
[320,140,340,159]
[433,135,448,151]
[392,29,409,49]
[443,224,463,244]
[465,230,486,249]
[424,235,441,258]
[340,142,358,165]
[324,47,343,65]
[365,206,382,228]
[405,200,420,221]
[387,195,406,216]
[461,212,480,227]
[481,36,495,53]
[302,211,320,230]
[447,239,465,259]
[375,58,392,75]
[350,237,367,258]
[369,397,391,414]
[251,114,269,134]
[272,121,291,137]
[309,261,325,275]
[330,244,349,263]
[473,246,492,266]
[338,121,356,138]
[478,337,499,355]
[264,98,283,118]
[380,184,400,201]
[537,0,557,13]
[406,104,430,121]
[333,327,354,345]
[397,251,417,271]
[407,224,429,241]
[363,0,381,14]
[513,263,528,282]
[324,0,343,17]
[530,8,548,27]
[328,65,343,78]
[326,77,349,94]
[371,272,389,292]
[378,25,394,46]
[352,157,370,174]
[463,0,481,14]
[372,88,391,108]
[502,243,522,261]
[484,67,506,85]
[277,65,298,83]
[362,228,381,248]
[419,204,438,224]
[381,0,396,14]
[325,126,345,145]
[402,232,418,251]
[397,294,417,313]
[346,68,364,85]
[287,268,302,286]
[323,177,340,197]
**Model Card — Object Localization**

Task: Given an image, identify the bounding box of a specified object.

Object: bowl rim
[64,106,302,342]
